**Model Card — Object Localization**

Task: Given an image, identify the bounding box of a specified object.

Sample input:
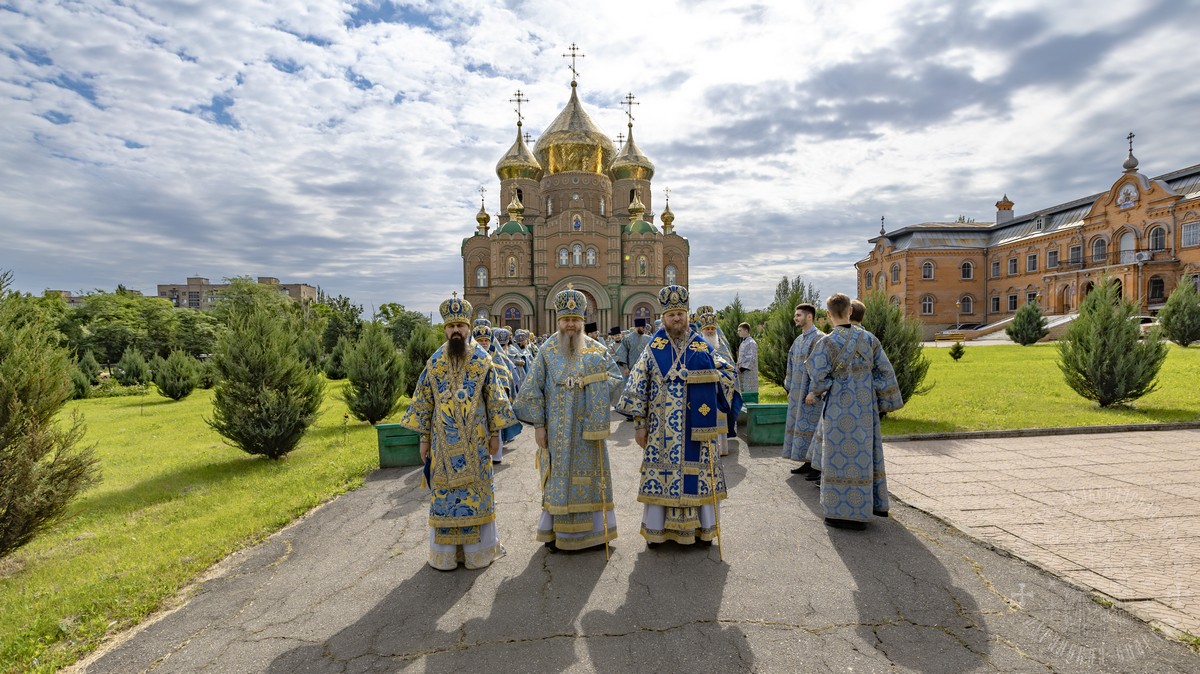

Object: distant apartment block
[156,277,317,309]
[44,288,141,307]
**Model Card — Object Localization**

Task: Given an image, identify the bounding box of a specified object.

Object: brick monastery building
[856,140,1200,339]
[461,60,688,335]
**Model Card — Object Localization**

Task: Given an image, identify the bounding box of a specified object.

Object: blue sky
[3,0,1199,316]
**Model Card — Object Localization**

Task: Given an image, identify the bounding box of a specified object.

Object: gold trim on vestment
[582,429,610,440]
[685,370,720,383]
[542,501,611,515]
[581,371,609,386]
[691,426,721,440]
[430,512,495,530]
[637,493,728,508]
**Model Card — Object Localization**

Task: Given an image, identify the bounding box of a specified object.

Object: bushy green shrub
[862,291,931,402]
[1157,278,1200,347]
[1058,278,1167,407]
[78,350,101,385]
[402,324,442,396]
[91,378,149,398]
[197,358,220,389]
[114,346,151,386]
[1005,301,1048,345]
[208,304,325,459]
[297,327,323,370]
[154,350,200,401]
[344,322,405,425]
[323,335,349,380]
[948,341,965,362]
[0,270,100,559]
[69,366,92,400]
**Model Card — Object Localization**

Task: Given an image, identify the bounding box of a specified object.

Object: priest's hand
[535,426,547,449]
[805,392,816,405]
[488,434,500,456]
[420,441,430,463]
[636,427,648,449]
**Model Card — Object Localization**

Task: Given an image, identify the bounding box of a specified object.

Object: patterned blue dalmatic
[782,326,823,461]
[806,325,904,522]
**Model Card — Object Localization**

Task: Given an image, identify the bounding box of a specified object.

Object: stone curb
[884,420,1200,443]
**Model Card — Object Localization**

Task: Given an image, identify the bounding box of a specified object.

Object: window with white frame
[572,244,583,266]
[1183,222,1200,248]
[891,264,900,283]
[1047,249,1059,268]
[1027,292,1038,305]
[476,266,488,287]
[1149,226,1166,251]
[1027,253,1037,272]
[1008,258,1018,275]
[1149,276,1165,301]
[558,248,569,266]
[586,247,597,266]
[961,296,974,314]
[665,265,677,284]
[961,261,973,280]
[921,295,934,315]
[991,295,1000,312]
[922,261,934,279]
[1069,245,1082,264]
[1092,238,1108,262]
[1008,294,1017,311]
[991,260,1000,277]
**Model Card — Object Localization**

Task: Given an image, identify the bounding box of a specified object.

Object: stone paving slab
[72,422,1200,673]
[886,428,1200,641]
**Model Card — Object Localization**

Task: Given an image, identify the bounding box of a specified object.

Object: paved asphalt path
[77,421,1200,673]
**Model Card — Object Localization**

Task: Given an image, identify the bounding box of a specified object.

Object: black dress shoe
[647,541,661,549]
[805,469,821,481]
[791,462,812,475]
[544,541,558,552]
[873,509,889,518]
[824,518,867,531]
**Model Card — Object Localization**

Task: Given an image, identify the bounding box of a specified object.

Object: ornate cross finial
[664,186,671,204]
[478,185,486,206]
[567,282,574,290]
[509,90,527,127]
[622,92,639,127]
[615,132,625,147]
[880,215,886,236]
[523,132,533,144]
[452,291,458,299]
[562,43,585,84]
[1127,131,1135,153]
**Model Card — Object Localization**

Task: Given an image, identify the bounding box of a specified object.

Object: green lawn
[0,381,390,674]
[756,343,1200,434]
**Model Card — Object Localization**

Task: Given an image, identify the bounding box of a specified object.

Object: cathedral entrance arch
[545,277,612,334]
[491,293,534,331]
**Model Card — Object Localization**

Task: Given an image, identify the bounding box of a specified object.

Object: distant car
[1131,315,1159,338]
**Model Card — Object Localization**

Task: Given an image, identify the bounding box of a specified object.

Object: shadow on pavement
[789,475,993,673]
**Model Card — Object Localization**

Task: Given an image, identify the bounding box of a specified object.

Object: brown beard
[561,332,582,357]
[666,323,688,341]
[447,334,467,359]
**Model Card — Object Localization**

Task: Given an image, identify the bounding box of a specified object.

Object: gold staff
[600,460,611,561]
[709,439,723,561]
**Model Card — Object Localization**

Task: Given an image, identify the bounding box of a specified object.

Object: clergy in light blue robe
[513,290,623,551]
[806,324,904,522]
[782,325,823,462]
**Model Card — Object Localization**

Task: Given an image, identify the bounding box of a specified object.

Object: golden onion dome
[609,124,654,181]
[495,123,543,181]
[533,84,615,175]
[475,201,491,228]
[660,200,674,231]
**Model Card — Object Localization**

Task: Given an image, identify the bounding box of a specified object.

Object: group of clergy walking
[400,284,903,571]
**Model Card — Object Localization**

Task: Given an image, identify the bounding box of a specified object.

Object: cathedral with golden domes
[461,57,689,335]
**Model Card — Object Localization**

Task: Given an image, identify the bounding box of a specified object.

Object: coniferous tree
[1058,278,1167,407]
[401,323,441,396]
[114,346,151,386]
[68,366,92,400]
[197,358,220,389]
[760,278,821,388]
[718,294,747,358]
[0,271,100,559]
[948,341,965,362]
[154,350,200,401]
[344,322,405,424]
[78,350,101,385]
[297,327,323,370]
[324,335,350,380]
[861,291,931,402]
[1156,278,1200,347]
[1005,300,1049,345]
[208,304,325,459]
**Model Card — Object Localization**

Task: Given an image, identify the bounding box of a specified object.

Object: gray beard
[561,332,582,357]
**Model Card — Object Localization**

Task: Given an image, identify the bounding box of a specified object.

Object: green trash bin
[744,403,789,446]
[376,423,422,468]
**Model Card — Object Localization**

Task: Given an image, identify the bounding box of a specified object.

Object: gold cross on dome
[562,43,585,83]
[478,185,486,205]
[622,92,639,125]
[567,282,574,290]
[509,90,527,125]
[664,186,671,203]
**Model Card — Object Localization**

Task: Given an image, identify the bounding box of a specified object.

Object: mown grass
[0,381,396,674]
[755,343,1200,434]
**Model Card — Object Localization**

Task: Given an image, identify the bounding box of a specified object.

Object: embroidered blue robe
[400,340,517,545]
[617,328,736,524]
[807,326,904,522]
[512,334,623,548]
[782,327,823,461]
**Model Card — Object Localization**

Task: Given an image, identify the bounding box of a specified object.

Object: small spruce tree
[69,365,92,400]
[948,341,965,362]
[862,291,931,402]
[154,350,200,401]
[297,327,323,370]
[197,358,220,389]
[0,271,100,559]
[1156,278,1200,347]
[344,322,406,425]
[402,324,441,396]
[115,346,151,386]
[1005,300,1049,345]
[1058,278,1167,407]
[78,350,101,385]
[208,305,325,459]
[323,335,350,380]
